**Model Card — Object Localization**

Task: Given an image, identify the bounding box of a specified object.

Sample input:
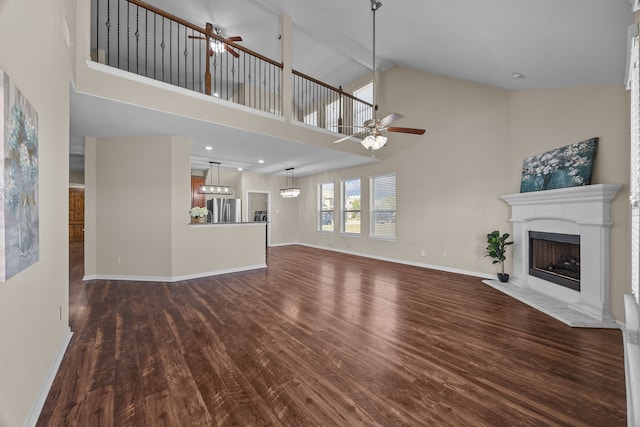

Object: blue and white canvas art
[519,137,598,193]
[0,70,39,281]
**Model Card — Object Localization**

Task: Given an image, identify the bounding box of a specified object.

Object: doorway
[69,187,85,242]
[247,190,270,247]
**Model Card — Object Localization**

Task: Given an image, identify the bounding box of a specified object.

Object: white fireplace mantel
[491,184,623,328]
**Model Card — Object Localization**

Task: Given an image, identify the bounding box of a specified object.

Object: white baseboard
[83,263,267,283]
[25,328,73,427]
[286,242,493,280]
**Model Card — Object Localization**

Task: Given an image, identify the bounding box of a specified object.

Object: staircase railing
[90,0,371,134]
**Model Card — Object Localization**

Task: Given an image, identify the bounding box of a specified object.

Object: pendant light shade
[280,167,300,198]
[361,134,387,150]
[198,161,233,195]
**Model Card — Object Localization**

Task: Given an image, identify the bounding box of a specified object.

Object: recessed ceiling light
[213,92,220,97]
[205,146,213,150]
[258,159,265,164]
[237,167,243,171]
[511,72,526,79]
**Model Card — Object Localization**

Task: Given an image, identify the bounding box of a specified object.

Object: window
[370,173,396,239]
[325,99,341,132]
[319,182,334,232]
[341,178,361,234]
[353,82,373,127]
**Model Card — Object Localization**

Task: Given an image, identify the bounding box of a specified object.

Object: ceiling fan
[334,0,425,150]
[188,23,243,58]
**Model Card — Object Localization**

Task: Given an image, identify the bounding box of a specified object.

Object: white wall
[0,0,73,425]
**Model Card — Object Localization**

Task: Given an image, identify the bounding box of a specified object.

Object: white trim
[626,24,639,89]
[188,222,266,228]
[25,328,73,427]
[68,183,85,189]
[83,264,266,283]
[289,242,494,280]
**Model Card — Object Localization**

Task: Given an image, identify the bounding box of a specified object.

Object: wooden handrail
[127,0,282,69]
[292,69,373,106]
[127,0,205,33]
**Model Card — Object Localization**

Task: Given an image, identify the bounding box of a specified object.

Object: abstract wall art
[0,70,39,281]
[520,137,598,193]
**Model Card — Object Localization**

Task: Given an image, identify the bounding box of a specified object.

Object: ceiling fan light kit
[361,134,387,150]
[333,0,425,151]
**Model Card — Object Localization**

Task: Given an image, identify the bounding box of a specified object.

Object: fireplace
[529,231,580,291]
[497,184,622,327]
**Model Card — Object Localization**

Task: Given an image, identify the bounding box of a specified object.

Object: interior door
[191,176,205,207]
[69,187,84,242]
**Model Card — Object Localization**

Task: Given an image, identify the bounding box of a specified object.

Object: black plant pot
[497,273,510,283]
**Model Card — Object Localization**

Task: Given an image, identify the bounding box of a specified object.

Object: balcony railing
[90,0,371,135]
[292,70,373,136]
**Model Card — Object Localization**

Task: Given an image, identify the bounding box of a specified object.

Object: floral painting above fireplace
[520,137,598,193]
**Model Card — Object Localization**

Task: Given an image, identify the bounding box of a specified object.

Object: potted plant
[485,230,513,282]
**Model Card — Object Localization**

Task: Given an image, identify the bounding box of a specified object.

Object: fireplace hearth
[529,231,580,291]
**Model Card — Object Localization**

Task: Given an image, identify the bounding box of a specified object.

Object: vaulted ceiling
[70,0,633,175]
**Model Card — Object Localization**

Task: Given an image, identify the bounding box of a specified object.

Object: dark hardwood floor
[37,243,626,426]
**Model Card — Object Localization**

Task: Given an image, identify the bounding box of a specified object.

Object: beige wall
[85,135,266,280]
[91,136,174,278]
[289,67,630,320]
[508,86,630,319]
[0,0,73,425]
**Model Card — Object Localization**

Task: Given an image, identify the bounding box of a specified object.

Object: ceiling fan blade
[378,113,404,127]
[188,35,207,40]
[386,127,426,135]
[226,46,240,58]
[334,134,354,144]
[226,36,243,42]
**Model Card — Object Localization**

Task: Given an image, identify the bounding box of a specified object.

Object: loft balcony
[78,0,374,173]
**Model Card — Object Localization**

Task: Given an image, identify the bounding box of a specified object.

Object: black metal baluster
[96,0,100,63]
[190,29,194,91]
[117,0,120,69]
[106,0,111,65]
[135,6,139,74]
[184,27,188,88]
[161,18,165,82]
[145,9,148,77]
[126,1,130,71]
[153,13,156,79]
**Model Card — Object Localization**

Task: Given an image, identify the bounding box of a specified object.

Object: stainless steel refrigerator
[207,198,242,223]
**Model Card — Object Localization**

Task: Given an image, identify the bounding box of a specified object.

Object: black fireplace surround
[529,231,581,291]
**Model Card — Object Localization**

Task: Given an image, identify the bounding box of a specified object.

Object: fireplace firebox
[529,231,580,291]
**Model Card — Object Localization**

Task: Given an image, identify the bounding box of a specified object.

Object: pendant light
[198,161,233,195]
[280,167,300,198]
